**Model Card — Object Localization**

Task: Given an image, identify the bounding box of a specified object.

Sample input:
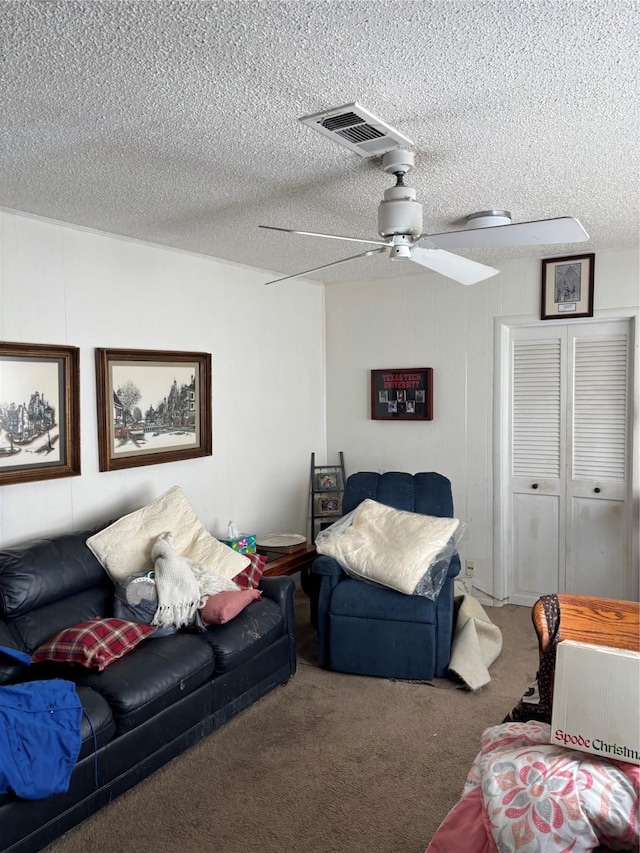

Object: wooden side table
[261,544,317,578]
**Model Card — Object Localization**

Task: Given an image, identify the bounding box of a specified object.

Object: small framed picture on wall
[541,253,595,320]
[371,367,433,420]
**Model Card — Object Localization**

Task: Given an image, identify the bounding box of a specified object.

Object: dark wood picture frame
[541,253,595,321]
[371,367,433,421]
[95,347,212,472]
[0,341,80,486]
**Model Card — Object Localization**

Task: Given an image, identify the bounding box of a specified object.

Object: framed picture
[371,368,433,420]
[541,253,595,321]
[314,469,343,491]
[95,348,212,472]
[0,341,80,486]
[314,494,342,517]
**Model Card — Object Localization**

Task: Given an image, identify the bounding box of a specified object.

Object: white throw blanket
[152,533,201,628]
[151,532,239,628]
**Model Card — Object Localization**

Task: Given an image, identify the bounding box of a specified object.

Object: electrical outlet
[465,560,476,577]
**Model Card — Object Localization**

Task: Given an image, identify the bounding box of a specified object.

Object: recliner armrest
[311,555,345,577]
[447,554,461,579]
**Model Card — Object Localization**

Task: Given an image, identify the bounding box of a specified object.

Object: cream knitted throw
[151,532,239,628]
[152,533,200,628]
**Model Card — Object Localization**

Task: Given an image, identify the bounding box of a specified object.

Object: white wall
[0,211,326,547]
[324,247,639,600]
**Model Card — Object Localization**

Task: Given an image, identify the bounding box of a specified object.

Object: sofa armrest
[311,557,346,668]
[258,575,294,604]
[258,576,296,676]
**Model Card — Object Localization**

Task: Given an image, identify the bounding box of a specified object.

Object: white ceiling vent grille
[299,102,413,157]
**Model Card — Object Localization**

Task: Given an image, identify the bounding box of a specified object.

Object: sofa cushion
[86,485,249,583]
[0,625,29,685]
[11,586,113,654]
[31,618,156,670]
[201,596,283,674]
[199,589,262,626]
[64,633,215,733]
[341,471,455,517]
[0,528,108,618]
[330,577,438,624]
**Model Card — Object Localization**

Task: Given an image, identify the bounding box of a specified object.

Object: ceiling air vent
[299,102,413,158]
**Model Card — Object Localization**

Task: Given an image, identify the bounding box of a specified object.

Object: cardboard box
[220,534,257,554]
[551,640,640,765]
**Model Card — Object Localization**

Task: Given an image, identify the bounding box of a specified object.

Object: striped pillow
[31,618,156,671]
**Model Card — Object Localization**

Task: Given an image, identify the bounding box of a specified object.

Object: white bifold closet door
[507,319,632,605]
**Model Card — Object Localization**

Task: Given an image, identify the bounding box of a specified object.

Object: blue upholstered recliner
[311,471,461,681]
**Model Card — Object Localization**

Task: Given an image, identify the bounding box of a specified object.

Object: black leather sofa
[0,526,297,853]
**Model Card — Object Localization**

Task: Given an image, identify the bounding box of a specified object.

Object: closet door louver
[572,336,628,481]
[505,319,632,605]
[512,339,562,478]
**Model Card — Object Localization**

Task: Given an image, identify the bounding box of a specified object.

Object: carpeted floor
[45,586,538,853]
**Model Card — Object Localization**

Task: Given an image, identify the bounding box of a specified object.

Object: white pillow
[86,485,249,583]
[316,498,462,596]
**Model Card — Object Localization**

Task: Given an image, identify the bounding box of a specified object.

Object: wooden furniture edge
[532,593,640,657]
[261,545,317,577]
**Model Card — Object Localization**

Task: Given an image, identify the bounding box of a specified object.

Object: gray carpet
[45,587,538,853]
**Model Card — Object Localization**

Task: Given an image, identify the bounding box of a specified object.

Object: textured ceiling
[1,0,638,284]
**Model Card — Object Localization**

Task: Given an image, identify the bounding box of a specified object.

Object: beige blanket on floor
[448,580,503,690]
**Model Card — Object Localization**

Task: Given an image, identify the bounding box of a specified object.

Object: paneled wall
[324,247,639,601]
[0,211,326,547]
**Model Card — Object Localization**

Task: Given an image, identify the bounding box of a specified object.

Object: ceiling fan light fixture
[378,186,423,238]
[466,210,512,229]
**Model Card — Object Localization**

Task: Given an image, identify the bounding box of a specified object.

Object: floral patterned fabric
[427,721,639,853]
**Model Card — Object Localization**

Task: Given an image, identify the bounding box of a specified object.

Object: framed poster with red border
[370,368,433,421]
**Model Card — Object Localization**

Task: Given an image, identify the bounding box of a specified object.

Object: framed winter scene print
[95,348,212,472]
[0,341,80,486]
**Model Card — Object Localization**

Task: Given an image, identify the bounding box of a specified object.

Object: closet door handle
[594,487,601,493]
[531,483,539,489]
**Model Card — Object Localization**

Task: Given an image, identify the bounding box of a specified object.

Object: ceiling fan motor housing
[378,186,423,238]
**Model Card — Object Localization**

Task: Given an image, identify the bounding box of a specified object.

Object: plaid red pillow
[232,552,267,589]
[31,618,156,671]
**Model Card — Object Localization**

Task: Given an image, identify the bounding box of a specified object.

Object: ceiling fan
[260,148,589,286]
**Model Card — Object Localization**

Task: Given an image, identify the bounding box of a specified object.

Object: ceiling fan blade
[418,217,589,250]
[410,248,499,285]
[265,247,387,285]
[259,225,389,246]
